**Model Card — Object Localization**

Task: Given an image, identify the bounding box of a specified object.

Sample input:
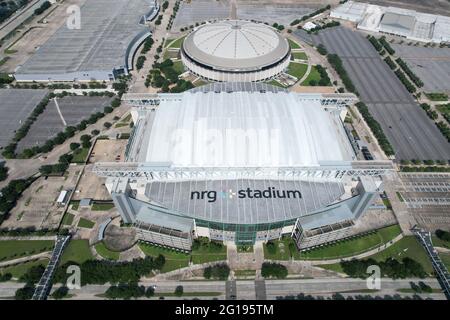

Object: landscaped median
[138,237,227,273]
[264,224,402,261]
[0,240,54,262]
[320,235,434,276]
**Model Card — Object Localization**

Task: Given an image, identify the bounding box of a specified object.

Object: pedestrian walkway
[412,227,450,299]
[32,235,71,300]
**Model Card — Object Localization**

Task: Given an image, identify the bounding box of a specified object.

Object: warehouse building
[331,1,450,43]
[15,0,158,82]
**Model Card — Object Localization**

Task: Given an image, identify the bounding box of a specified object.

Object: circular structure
[181,20,291,82]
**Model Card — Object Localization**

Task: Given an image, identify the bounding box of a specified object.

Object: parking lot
[17,95,113,152]
[312,27,450,161]
[399,173,450,232]
[172,0,322,31]
[172,0,229,30]
[391,44,450,94]
[236,2,318,26]
[0,89,48,148]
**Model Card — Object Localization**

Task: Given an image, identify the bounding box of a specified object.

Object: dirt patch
[103,224,137,252]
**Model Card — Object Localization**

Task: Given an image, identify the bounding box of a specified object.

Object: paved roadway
[0,0,49,42]
[1,278,446,300]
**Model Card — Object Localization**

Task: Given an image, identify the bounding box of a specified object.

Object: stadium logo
[190,187,302,203]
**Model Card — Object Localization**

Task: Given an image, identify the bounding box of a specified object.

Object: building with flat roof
[94,83,394,250]
[181,20,291,82]
[15,0,158,82]
[331,1,450,43]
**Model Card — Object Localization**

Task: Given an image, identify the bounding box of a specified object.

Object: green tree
[174,285,183,297]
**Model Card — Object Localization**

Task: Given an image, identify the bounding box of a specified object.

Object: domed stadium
[181,20,291,82]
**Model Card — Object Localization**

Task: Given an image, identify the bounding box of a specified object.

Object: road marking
[54,97,67,126]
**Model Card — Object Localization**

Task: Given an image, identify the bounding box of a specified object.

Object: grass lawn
[61,212,75,226]
[425,93,448,101]
[91,202,115,211]
[439,252,450,270]
[301,224,402,260]
[436,103,450,116]
[95,242,120,260]
[288,38,301,49]
[368,236,433,274]
[266,79,287,88]
[193,79,208,87]
[0,259,49,279]
[70,201,79,210]
[77,217,95,229]
[286,62,308,80]
[167,36,186,49]
[71,147,90,163]
[300,65,321,86]
[317,263,344,274]
[432,236,450,249]
[0,240,54,262]
[59,240,94,265]
[234,269,256,277]
[138,243,190,273]
[292,51,308,60]
[264,225,402,261]
[191,243,227,264]
[172,60,185,74]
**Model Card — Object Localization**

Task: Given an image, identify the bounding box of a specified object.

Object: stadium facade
[15,0,159,82]
[93,83,394,251]
[180,20,291,82]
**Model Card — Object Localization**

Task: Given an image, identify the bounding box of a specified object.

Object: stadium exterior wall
[180,44,291,82]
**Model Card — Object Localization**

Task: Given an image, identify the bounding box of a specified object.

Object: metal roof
[182,20,290,71]
[131,91,356,167]
[17,0,153,77]
[380,12,415,32]
[144,179,346,224]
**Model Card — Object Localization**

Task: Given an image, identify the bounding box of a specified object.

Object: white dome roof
[182,20,290,72]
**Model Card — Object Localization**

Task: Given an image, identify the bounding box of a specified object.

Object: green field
[439,253,450,270]
[301,225,402,260]
[368,236,433,274]
[286,62,308,80]
[292,51,308,60]
[425,92,448,101]
[61,212,74,226]
[287,38,301,49]
[91,202,115,211]
[266,79,287,88]
[77,217,95,229]
[264,225,402,261]
[69,201,79,210]
[0,259,49,279]
[191,243,227,264]
[436,103,450,116]
[300,65,321,86]
[138,243,190,273]
[234,269,256,278]
[167,36,186,49]
[0,240,54,262]
[95,242,120,260]
[59,240,94,265]
[432,236,450,249]
[172,60,185,74]
[71,147,90,163]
